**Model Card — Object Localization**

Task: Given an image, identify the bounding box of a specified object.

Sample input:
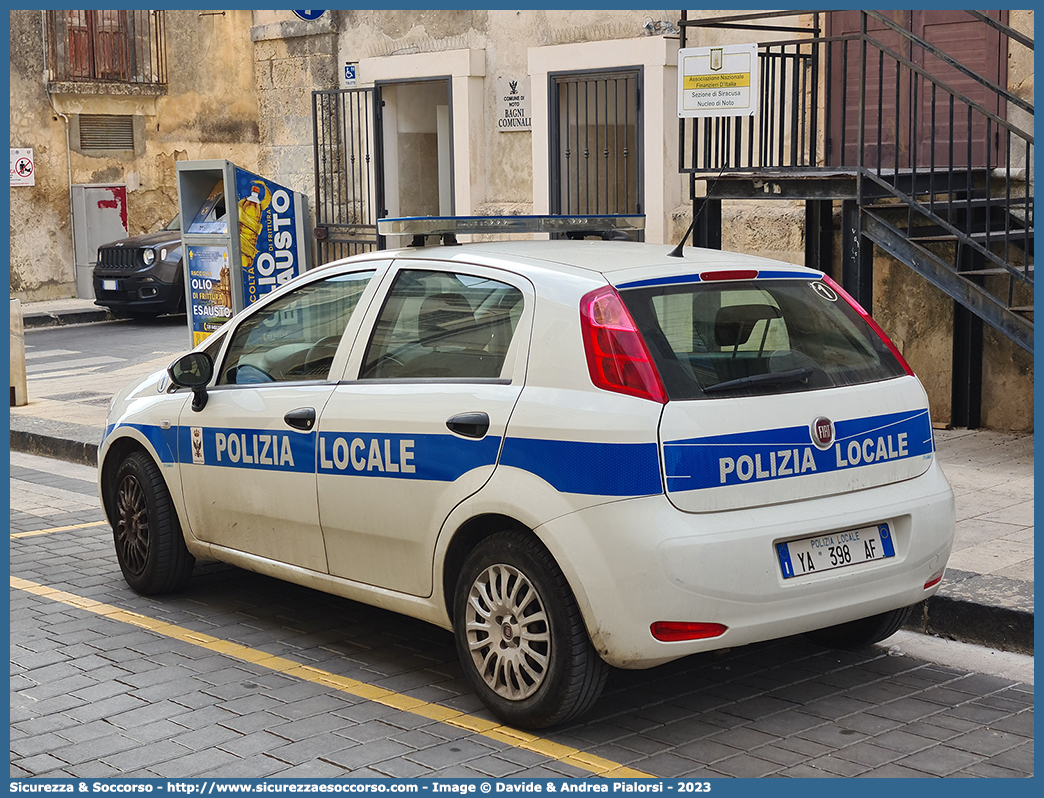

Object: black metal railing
[678,10,1033,352]
[682,42,819,172]
[680,11,821,172]
[46,10,166,87]
[845,10,1033,351]
[312,88,384,264]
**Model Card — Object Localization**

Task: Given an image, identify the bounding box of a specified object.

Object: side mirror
[168,352,214,412]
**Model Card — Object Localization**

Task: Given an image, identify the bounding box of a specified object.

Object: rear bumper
[537,458,955,668]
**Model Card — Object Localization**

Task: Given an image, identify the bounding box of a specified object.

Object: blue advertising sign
[234,167,303,308]
[186,245,233,346]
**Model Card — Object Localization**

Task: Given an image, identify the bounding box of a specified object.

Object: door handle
[446,412,490,439]
[284,407,316,431]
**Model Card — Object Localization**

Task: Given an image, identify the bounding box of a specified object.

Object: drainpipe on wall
[41,10,77,297]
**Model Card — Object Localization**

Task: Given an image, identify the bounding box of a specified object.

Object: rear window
[620,279,907,400]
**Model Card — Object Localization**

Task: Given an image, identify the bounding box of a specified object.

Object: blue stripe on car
[317,431,501,482]
[104,423,178,464]
[616,270,816,290]
[177,425,315,473]
[499,438,663,496]
[106,422,660,496]
[663,409,933,492]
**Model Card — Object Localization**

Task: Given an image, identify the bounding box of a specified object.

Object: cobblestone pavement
[9,452,1033,779]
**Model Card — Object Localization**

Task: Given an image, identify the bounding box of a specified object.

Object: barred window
[46,10,167,87]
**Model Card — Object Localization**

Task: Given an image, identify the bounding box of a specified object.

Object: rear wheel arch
[441,513,532,622]
[447,523,609,727]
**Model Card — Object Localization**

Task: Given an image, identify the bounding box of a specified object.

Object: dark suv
[93,215,184,318]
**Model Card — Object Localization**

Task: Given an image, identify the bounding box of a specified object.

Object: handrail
[862,32,1034,143]
[678,9,1033,351]
[966,10,1034,51]
[864,10,1034,116]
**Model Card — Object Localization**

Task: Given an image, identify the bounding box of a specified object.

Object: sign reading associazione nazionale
[678,42,759,118]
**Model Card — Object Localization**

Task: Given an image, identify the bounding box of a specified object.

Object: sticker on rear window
[810,282,838,301]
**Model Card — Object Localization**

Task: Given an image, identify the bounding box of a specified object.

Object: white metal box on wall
[71,184,129,299]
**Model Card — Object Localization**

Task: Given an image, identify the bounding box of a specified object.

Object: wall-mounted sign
[496,76,532,132]
[293,10,325,21]
[678,43,759,118]
[344,63,357,87]
[11,148,34,187]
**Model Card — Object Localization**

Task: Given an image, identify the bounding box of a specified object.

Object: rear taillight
[924,569,945,590]
[823,275,915,376]
[580,286,667,404]
[651,621,728,642]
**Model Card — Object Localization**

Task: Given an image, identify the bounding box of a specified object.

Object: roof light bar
[377,214,646,238]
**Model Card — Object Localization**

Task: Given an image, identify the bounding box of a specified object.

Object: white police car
[99,215,955,729]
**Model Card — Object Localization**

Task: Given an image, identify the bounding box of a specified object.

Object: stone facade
[9,9,260,301]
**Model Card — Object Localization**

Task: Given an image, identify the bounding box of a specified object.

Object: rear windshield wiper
[701,366,813,395]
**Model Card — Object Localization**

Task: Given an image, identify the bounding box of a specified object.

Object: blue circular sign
[293,10,325,21]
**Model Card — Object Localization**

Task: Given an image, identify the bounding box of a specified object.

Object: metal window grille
[46,9,167,87]
[551,70,643,226]
[79,115,135,150]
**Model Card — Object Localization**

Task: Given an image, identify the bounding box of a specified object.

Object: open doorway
[377,78,453,218]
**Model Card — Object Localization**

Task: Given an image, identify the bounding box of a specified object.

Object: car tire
[803,605,914,649]
[453,530,608,729]
[111,451,195,594]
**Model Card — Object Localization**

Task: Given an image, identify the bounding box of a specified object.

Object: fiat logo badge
[502,624,514,641]
[811,417,834,450]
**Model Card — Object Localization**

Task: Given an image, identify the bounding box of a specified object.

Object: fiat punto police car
[99,215,955,729]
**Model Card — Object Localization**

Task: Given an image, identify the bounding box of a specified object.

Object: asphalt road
[24,313,190,377]
[10,450,1034,779]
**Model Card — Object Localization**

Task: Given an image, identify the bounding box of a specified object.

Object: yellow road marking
[10,575,651,778]
[11,520,108,538]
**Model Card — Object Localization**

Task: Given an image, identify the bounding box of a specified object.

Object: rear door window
[359,269,523,380]
[621,279,907,400]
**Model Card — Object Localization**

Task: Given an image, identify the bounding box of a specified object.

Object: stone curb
[22,308,114,329]
[905,594,1033,656]
[9,426,1034,657]
[10,428,99,468]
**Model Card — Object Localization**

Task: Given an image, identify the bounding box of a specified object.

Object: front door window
[218,270,375,384]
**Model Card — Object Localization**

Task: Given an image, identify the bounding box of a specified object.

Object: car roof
[344,239,821,287]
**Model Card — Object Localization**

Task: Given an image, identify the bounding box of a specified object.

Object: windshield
[164,213,181,232]
[620,279,907,400]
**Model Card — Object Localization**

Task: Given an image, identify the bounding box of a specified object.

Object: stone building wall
[9,10,261,302]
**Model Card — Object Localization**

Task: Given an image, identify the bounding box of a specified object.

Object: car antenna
[668,157,729,258]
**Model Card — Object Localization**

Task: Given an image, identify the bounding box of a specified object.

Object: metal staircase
[678,10,1033,423]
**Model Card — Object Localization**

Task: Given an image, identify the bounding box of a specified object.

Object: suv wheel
[453,530,607,729]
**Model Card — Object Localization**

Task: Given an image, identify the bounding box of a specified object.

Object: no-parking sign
[11,148,34,187]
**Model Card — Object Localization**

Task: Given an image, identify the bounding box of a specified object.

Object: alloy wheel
[115,473,149,577]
